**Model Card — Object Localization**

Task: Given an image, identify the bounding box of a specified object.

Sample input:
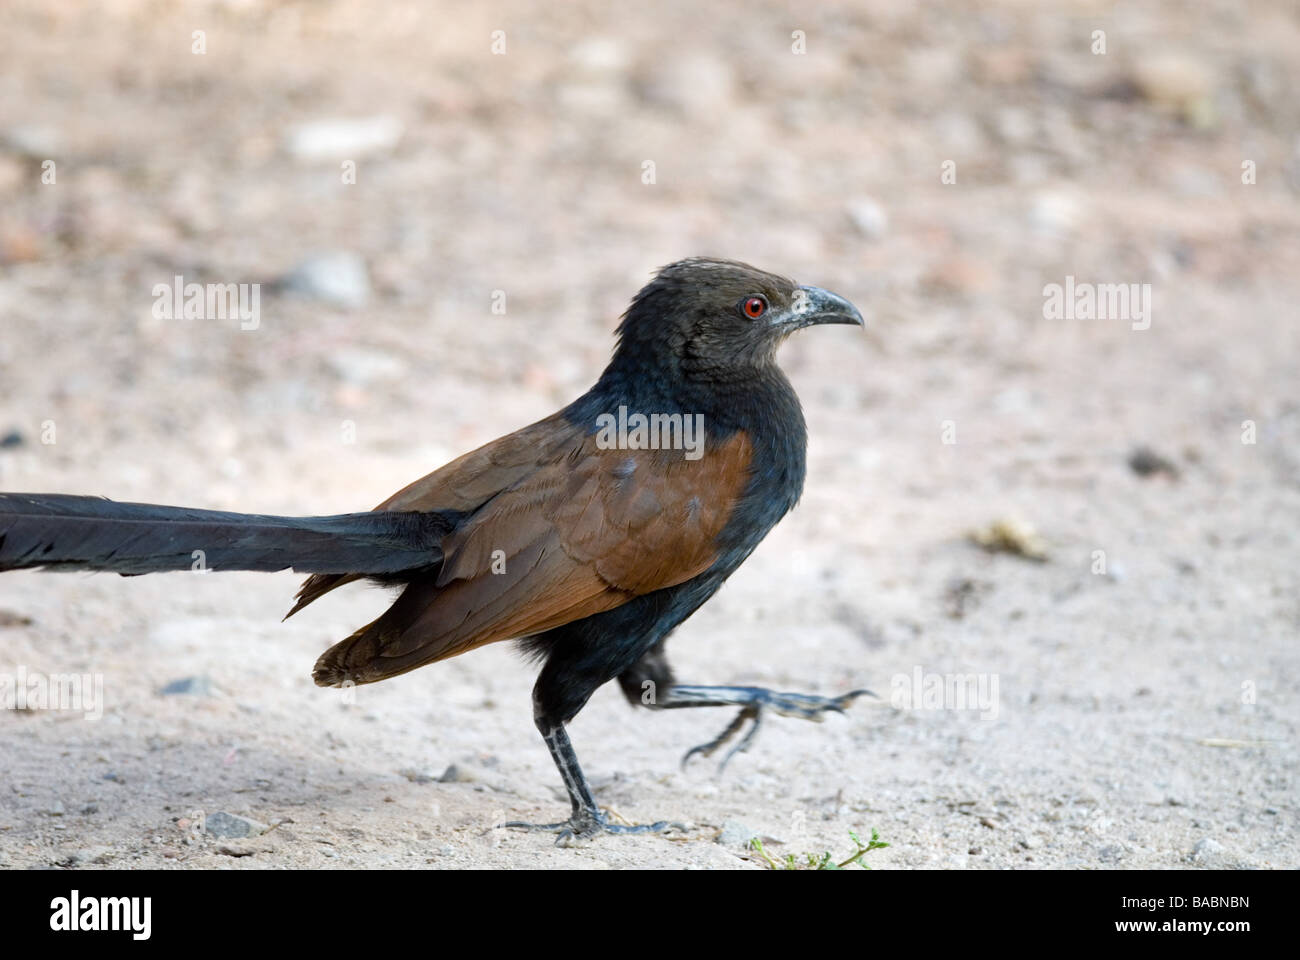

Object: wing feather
[312,424,753,685]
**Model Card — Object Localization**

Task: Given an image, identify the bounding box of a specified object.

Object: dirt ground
[1,0,1297,870]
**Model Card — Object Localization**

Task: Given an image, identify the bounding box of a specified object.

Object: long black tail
[0,493,447,576]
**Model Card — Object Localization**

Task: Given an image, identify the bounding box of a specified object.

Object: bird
[0,257,868,840]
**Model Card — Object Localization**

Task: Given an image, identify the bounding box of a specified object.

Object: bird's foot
[675,686,874,772]
[502,808,683,844]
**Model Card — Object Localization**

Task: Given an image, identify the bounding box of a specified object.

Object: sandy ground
[1,0,1297,869]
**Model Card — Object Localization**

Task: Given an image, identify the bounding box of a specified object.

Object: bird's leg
[653,685,874,772]
[502,719,681,842]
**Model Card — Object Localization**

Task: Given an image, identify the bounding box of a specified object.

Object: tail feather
[286,571,365,619]
[0,493,448,576]
[312,574,439,686]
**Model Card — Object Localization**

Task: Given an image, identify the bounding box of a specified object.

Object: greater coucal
[0,258,866,839]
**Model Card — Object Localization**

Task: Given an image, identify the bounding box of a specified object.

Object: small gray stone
[281,252,371,309]
[847,198,889,241]
[64,846,112,866]
[399,768,437,784]
[215,844,259,857]
[2,125,62,158]
[715,819,757,848]
[204,811,269,839]
[1098,844,1125,863]
[438,764,473,783]
[1191,837,1224,860]
[159,675,212,696]
[1128,446,1180,479]
[1029,190,1083,235]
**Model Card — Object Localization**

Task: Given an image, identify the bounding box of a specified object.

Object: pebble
[215,844,259,857]
[639,53,734,117]
[558,39,632,116]
[1132,55,1215,126]
[281,252,371,309]
[285,116,402,162]
[715,819,757,848]
[1190,837,1224,860]
[1128,446,1180,479]
[399,768,437,785]
[1029,190,1083,235]
[1097,844,1125,863]
[159,675,212,696]
[204,811,269,839]
[62,846,112,866]
[1,125,62,157]
[847,198,889,241]
[569,38,629,75]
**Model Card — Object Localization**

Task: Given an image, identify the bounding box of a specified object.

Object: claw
[680,705,754,770]
[680,687,875,773]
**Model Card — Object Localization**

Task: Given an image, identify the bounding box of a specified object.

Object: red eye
[742,296,767,319]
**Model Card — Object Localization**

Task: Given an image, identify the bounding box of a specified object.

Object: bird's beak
[785,285,865,330]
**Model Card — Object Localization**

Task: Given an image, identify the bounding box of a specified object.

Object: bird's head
[613,258,863,381]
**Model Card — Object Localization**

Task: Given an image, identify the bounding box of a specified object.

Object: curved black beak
[786,285,865,330]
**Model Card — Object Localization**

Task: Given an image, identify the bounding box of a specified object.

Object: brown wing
[286,414,580,618]
[311,423,753,686]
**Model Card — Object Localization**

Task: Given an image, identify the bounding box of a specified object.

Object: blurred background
[0,0,1296,869]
